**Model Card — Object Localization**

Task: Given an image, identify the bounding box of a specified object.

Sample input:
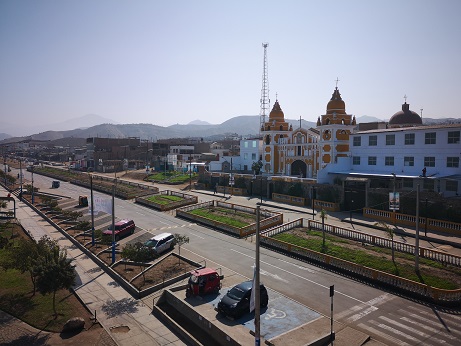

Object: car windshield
[108,225,122,231]
[144,239,159,247]
[227,286,246,300]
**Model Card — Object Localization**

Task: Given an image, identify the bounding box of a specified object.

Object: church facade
[261,86,355,179]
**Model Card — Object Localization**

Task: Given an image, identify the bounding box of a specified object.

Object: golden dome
[269,100,284,121]
[326,88,346,115]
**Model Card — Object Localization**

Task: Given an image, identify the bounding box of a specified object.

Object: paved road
[7,167,461,345]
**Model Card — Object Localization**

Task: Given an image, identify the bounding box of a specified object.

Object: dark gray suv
[217,281,268,318]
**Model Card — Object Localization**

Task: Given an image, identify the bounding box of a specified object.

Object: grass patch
[0,269,78,331]
[189,207,254,228]
[148,172,197,183]
[273,231,460,290]
[147,194,184,205]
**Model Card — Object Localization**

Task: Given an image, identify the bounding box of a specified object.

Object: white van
[144,233,175,255]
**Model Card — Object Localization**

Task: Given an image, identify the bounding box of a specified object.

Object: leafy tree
[121,243,138,271]
[3,238,41,294]
[36,247,76,316]
[174,233,189,265]
[375,221,395,262]
[287,182,303,197]
[121,242,152,282]
[251,160,263,175]
[61,210,83,220]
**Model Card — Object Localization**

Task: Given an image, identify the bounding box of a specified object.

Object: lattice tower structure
[259,43,270,137]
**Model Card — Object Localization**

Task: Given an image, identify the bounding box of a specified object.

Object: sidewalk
[3,188,186,346]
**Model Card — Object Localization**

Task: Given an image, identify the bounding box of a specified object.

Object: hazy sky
[1,0,460,129]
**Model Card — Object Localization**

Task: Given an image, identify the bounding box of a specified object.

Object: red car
[103,219,135,240]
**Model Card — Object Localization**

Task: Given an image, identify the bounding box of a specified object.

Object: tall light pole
[31,166,35,204]
[111,184,116,264]
[391,173,397,226]
[19,159,23,199]
[415,184,420,272]
[90,173,95,246]
[260,176,263,204]
[312,186,316,220]
[254,206,261,346]
[424,198,428,237]
[189,156,192,191]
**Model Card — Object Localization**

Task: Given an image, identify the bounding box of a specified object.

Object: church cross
[404,94,407,103]
[335,77,340,88]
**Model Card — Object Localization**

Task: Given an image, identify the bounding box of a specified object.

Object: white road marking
[335,294,393,321]
[135,211,145,216]
[346,305,378,322]
[399,316,457,340]
[379,315,448,343]
[406,305,461,328]
[277,258,316,273]
[251,264,289,283]
[189,232,205,239]
[230,249,367,304]
[358,323,409,346]
[370,320,420,343]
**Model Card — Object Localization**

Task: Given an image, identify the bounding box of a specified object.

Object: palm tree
[320,209,328,248]
[375,221,395,262]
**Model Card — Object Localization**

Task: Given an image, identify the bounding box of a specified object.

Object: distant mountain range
[1,114,459,145]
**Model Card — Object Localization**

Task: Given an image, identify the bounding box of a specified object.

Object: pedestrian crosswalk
[338,301,461,345]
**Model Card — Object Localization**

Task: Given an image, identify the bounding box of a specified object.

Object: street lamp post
[350,198,354,222]
[254,205,261,345]
[3,153,6,185]
[311,186,316,220]
[90,173,95,246]
[260,176,263,204]
[424,198,428,237]
[189,156,192,191]
[19,159,23,199]
[31,166,35,204]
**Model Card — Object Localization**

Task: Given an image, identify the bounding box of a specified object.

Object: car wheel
[261,298,268,308]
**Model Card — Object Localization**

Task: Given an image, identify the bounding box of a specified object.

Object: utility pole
[111,184,116,264]
[31,166,35,204]
[424,198,428,237]
[19,159,23,199]
[90,174,95,246]
[189,156,192,191]
[254,206,261,346]
[415,184,420,272]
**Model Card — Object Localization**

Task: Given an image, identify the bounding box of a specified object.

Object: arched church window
[265,135,271,145]
[296,133,302,144]
[280,125,283,131]
[325,118,330,125]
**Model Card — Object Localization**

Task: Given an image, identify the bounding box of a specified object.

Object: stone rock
[62,317,85,333]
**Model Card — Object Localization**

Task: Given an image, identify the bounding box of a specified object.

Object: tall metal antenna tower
[259,43,270,135]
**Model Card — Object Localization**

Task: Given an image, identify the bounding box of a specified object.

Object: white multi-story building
[318,101,461,197]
